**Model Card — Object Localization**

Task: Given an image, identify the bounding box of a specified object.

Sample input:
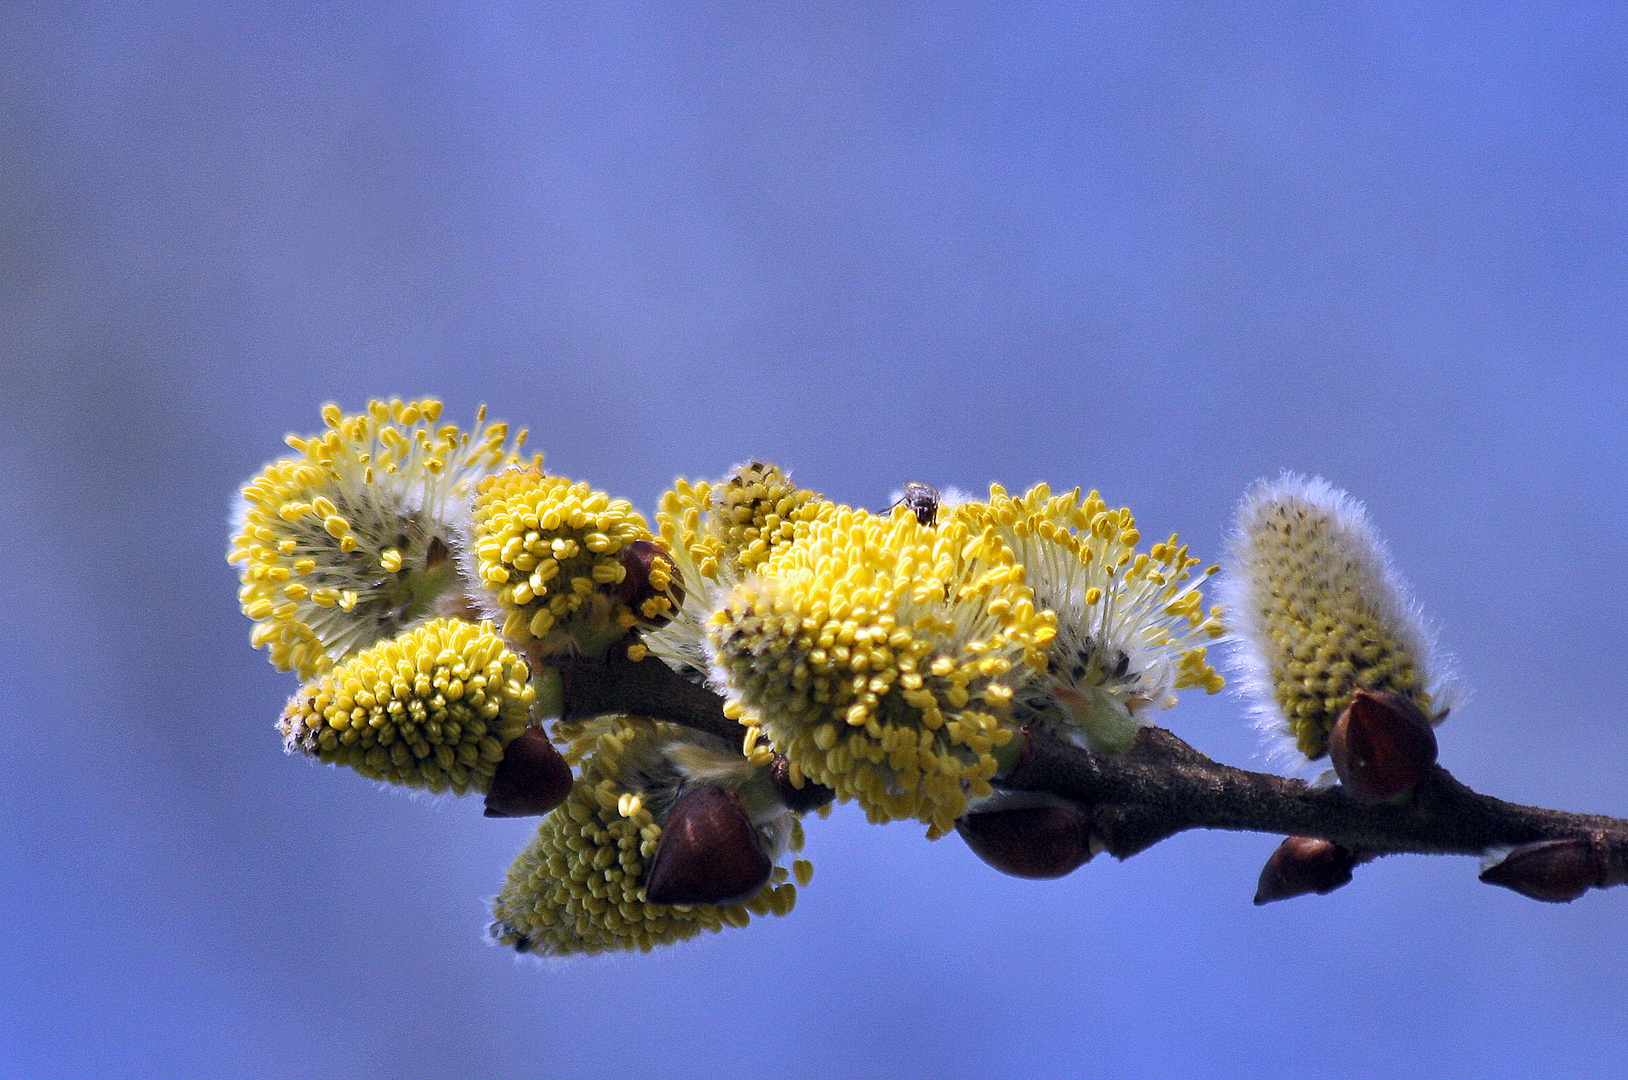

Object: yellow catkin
[953,484,1224,753]
[490,717,802,956]
[708,505,1056,838]
[278,618,534,794]
[1221,475,1448,760]
[228,398,534,677]
[468,467,653,652]
[642,464,833,681]
[708,461,826,570]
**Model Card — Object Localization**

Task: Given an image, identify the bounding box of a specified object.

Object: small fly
[895,482,941,527]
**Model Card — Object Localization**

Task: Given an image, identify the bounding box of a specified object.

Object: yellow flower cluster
[641,462,830,672]
[467,466,653,654]
[1222,476,1447,760]
[228,398,532,677]
[708,505,1057,838]
[709,461,827,571]
[279,618,535,794]
[231,400,1253,955]
[954,484,1224,751]
[490,716,803,956]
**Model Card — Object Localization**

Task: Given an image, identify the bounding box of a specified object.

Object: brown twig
[1001,724,1628,866]
[553,643,743,745]
[545,648,1628,893]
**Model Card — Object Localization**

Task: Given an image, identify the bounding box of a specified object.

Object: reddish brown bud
[483,728,574,817]
[1479,836,1609,903]
[616,540,683,626]
[956,802,1094,880]
[644,786,772,906]
[768,753,835,813]
[1253,836,1357,904]
[1328,690,1438,804]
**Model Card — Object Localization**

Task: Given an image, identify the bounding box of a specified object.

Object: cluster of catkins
[233,398,1492,952]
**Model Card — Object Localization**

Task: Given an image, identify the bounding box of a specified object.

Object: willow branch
[1000,724,1628,866]
[548,650,1628,881]
[553,647,742,745]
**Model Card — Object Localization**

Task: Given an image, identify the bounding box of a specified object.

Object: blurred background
[4,3,1626,1077]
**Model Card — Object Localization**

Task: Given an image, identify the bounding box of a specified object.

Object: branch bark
[554,646,742,745]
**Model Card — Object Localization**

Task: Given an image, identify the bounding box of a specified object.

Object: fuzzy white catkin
[1218,474,1459,764]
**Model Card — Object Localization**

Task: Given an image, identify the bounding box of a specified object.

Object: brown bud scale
[769,753,835,813]
[956,802,1094,879]
[1254,836,1356,904]
[644,786,772,906]
[616,540,684,625]
[1328,690,1438,804]
[483,728,574,818]
[1480,835,1609,903]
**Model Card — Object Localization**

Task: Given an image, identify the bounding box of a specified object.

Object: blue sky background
[4,4,1627,1078]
